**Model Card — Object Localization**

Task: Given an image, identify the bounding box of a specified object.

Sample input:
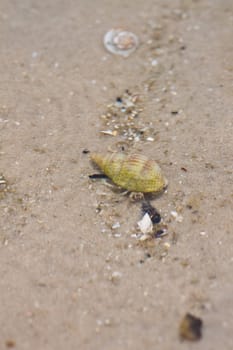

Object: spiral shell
[103,28,139,57]
[90,153,167,193]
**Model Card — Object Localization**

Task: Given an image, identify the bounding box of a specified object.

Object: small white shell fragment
[111,222,121,230]
[151,59,158,66]
[200,231,207,236]
[113,233,122,238]
[137,213,153,234]
[31,51,39,58]
[0,176,6,185]
[170,210,183,223]
[100,130,118,136]
[146,137,154,142]
[104,28,139,57]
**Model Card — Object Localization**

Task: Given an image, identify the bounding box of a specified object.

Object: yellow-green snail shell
[90,152,167,193]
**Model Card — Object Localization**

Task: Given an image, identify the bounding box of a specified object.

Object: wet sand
[0,1,233,349]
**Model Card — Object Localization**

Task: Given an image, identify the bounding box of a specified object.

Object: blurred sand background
[0,0,233,349]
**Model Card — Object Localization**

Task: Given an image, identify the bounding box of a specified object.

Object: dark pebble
[179,313,203,341]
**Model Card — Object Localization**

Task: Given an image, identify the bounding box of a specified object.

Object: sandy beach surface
[1,0,233,349]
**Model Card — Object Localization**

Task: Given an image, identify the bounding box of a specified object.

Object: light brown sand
[0,1,233,349]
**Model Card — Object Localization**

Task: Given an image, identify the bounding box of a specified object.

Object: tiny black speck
[116,97,122,103]
[82,149,90,154]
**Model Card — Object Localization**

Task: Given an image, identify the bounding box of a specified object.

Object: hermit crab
[90,152,167,194]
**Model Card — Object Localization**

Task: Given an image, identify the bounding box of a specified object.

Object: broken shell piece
[104,28,139,57]
[137,213,153,234]
[100,130,118,136]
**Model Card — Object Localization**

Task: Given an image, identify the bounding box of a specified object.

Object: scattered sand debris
[138,213,153,234]
[99,90,157,145]
[104,28,139,57]
[137,235,171,260]
[139,253,150,264]
[137,200,168,241]
[108,141,131,153]
[96,318,112,328]
[185,192,205,211]
[138,226,169,242]
[90,86,169,243]
[179,313,203,341]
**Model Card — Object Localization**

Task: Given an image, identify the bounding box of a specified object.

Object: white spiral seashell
[104,28,139,57]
